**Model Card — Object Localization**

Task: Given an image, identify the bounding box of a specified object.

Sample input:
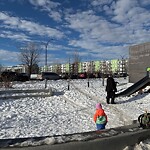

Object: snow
[124,139,150,150]
[0,77,150,149]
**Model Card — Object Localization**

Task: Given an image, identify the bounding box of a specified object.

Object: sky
[0,0,150,67]
[0,78,150,149]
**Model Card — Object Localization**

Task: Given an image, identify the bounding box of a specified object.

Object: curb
[0,123,150,150]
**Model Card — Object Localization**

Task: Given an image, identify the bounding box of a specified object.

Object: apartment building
[129,42,150,83]
[1,64,27,73]
[2,59,128,77]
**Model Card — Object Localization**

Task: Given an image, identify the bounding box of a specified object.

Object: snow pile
[124,139,150,150]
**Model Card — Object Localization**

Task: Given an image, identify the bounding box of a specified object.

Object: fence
[0,89,53,99]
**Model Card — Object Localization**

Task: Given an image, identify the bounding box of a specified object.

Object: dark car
[1,71,18,81]
[17,73,29,82]
[42,72,60,80]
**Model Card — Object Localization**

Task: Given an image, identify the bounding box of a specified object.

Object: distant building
[61,64,66,73]
[80,61,89,73]
[2,58,129,78]
[129,42,150,83]
[111,59,118,74]
[1,64,27,73]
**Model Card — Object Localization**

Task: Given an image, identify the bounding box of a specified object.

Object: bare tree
[53,59,61,74]
[72,50,81,76]
[19,42,40,75]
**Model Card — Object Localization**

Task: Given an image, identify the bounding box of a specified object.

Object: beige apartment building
[129,42,150,83]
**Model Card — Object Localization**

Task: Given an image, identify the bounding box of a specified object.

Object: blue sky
[0,0,150,66]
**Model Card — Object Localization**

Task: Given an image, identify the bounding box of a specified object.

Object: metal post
[45,42,48,67]
[45,42,48,89]
[44,40,52,89]
[44,79,47,89]
[87,77,89,87]
[147,71,150,77]
[68,79,70,90]
[102,73,104,86]
[68,58,70,90]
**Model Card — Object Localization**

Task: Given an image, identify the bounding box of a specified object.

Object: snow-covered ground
[0,77,150,149]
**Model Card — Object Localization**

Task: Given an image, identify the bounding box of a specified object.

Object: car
[1,71,18,81]
[78,73,87,79]
[59,73,69,79]
[41,72,60,80]
[17,73,29,82]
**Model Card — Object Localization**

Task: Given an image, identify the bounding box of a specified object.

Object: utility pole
[68,57,71,90]
[44,39,53,89]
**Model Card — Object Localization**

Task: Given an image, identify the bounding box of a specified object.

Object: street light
[45,39,53,70]
[44,39,53,88]
[68,57,70,90]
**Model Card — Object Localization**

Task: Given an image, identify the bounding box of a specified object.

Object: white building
[1,65,27,73]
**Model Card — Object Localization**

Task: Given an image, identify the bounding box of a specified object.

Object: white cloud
[89,0,114,13]
[65,0,150,47]
[0,31,31,42]
[65,10,100,32]
[0,12,64,39]
[29,0,60,8]
[0,0,149,65]
[64,0,149,60]
[69,39,98,50]
[65,10,127,45]
[113,0,138,23]
[28,0,62,22]
[0,49,19,65]
[140,0,150,6]
[91,0,113,7]
[112,0,150,25]
[111,0,150,43]
[48,11,62,22]
[29,0,47,6]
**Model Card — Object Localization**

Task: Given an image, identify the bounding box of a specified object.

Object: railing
[0,88,53,99]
